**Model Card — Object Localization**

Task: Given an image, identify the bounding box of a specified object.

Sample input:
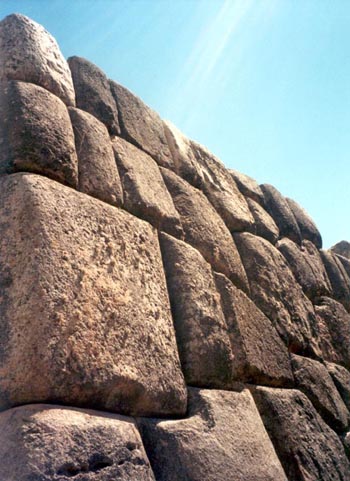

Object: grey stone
[286,197,322,248]
[247,197,279,244]
[326,362,350,412]
[321,250,350,311]
[229,169,264,204]
[332,241,350,260]
[69,107,123,206]
[0,80,78,187]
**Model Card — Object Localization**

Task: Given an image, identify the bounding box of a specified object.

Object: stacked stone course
[0,13,349,481]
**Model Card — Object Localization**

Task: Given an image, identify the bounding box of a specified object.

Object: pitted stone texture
[190,141,254,232]
[277,238,331,300]
[0,173,186,416]
[261,184,301,244]
[287,197,322,248]
[291,355,349,432]
[326,362,350,412]
[69,107,123,206]
[161,168,249,292]
[321,250,350,311]
[160,233,233,387]
[315,297,350,368]
[0,14,75,106]
[332,241,350,260]
[139,388,288,481]
[336,254,350,281]
[113,138,182,236]
[234,232,320,355]
[0,404,155,481]
[229,169,264,205]
[252,387,350,481]
[110,80,173,168]
[0,80,78,187]
[246,197,279,244]
[215,273,293,387]
[68,56,120,135]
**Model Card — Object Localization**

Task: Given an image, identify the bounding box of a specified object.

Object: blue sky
[1,1,349,248]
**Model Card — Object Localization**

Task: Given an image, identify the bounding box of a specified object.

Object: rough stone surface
[315,297,350,368]
[246,197,279,244]
[110,80,173,168]
[229,169,264,204]
[0,14,75,106]
[0,404,155,481]
[113,138,182,236]
[190,140,254,232]
[161,167,249,292]
[215,273,294,387]
[291,354,349,432]
[277,238,331,300]
[261,184,301,244]
[332,241,350,260]
[69,107,123,206]
[0,173,186,416]
[160,233,233,387]
[234,232,320,355]
[0,80,78,187]
[321,250,350,311]
[68,56,120,135]
[287,197,322,248]
[139,387,288,481]
[336,254,350,280]
[326,362,350,412]
[252,387,350,481]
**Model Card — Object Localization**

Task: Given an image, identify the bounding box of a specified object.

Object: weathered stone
[0,173,186,416]
[234,232,320,355]
[332,241,350,260]
[286,197,322,248]
[0,80,78,187]
[160,233,233,387]
[68,56,120,135]
[252,386,350,481]
[229,169,264,204]
[246,197,279,244]
[0,14,75,106]
[215,273,293,387]
[69,107,123,206]
[315,297,350,368]
[110,80,173,168]
[277,238,331,300]
[139,387,288,481]
[336,254,350,280]
[190,140,254,232]
[291,355,349,432]
[113,138,182,236]
[342,432,350,459]
[161,167,249,293]
[326,362,350,412]
[321,250,350,311]
[261,184,301,244]
[0,404,155,481]
[163,120,202,186]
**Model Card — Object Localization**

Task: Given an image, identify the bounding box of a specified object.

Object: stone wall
[0,13,349,481]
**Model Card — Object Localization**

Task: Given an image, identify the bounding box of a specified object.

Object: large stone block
[160,233,233,387]
[0,80,78,187]
[326,362,350,412]
[110,80,173,168]
[229,168,264,205]
[234,232,320,355]
[0,173,186,416]
[215,273,294,387]
[113,138,182,236]
[321,250,350,311]
[246,197,279,244]
[332,241,350,260]
[261,184,301,244]
[139,387,288,481]
[291,355,349,432]
[277,238,331,300]
[69,107,123,206]
[287,197,322,248]
[161,168,249,292]
[252,387,350,481]
[0,14,75,106]
[0,404,155,481]
[68,56,120,135]
[315,297,350,368]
